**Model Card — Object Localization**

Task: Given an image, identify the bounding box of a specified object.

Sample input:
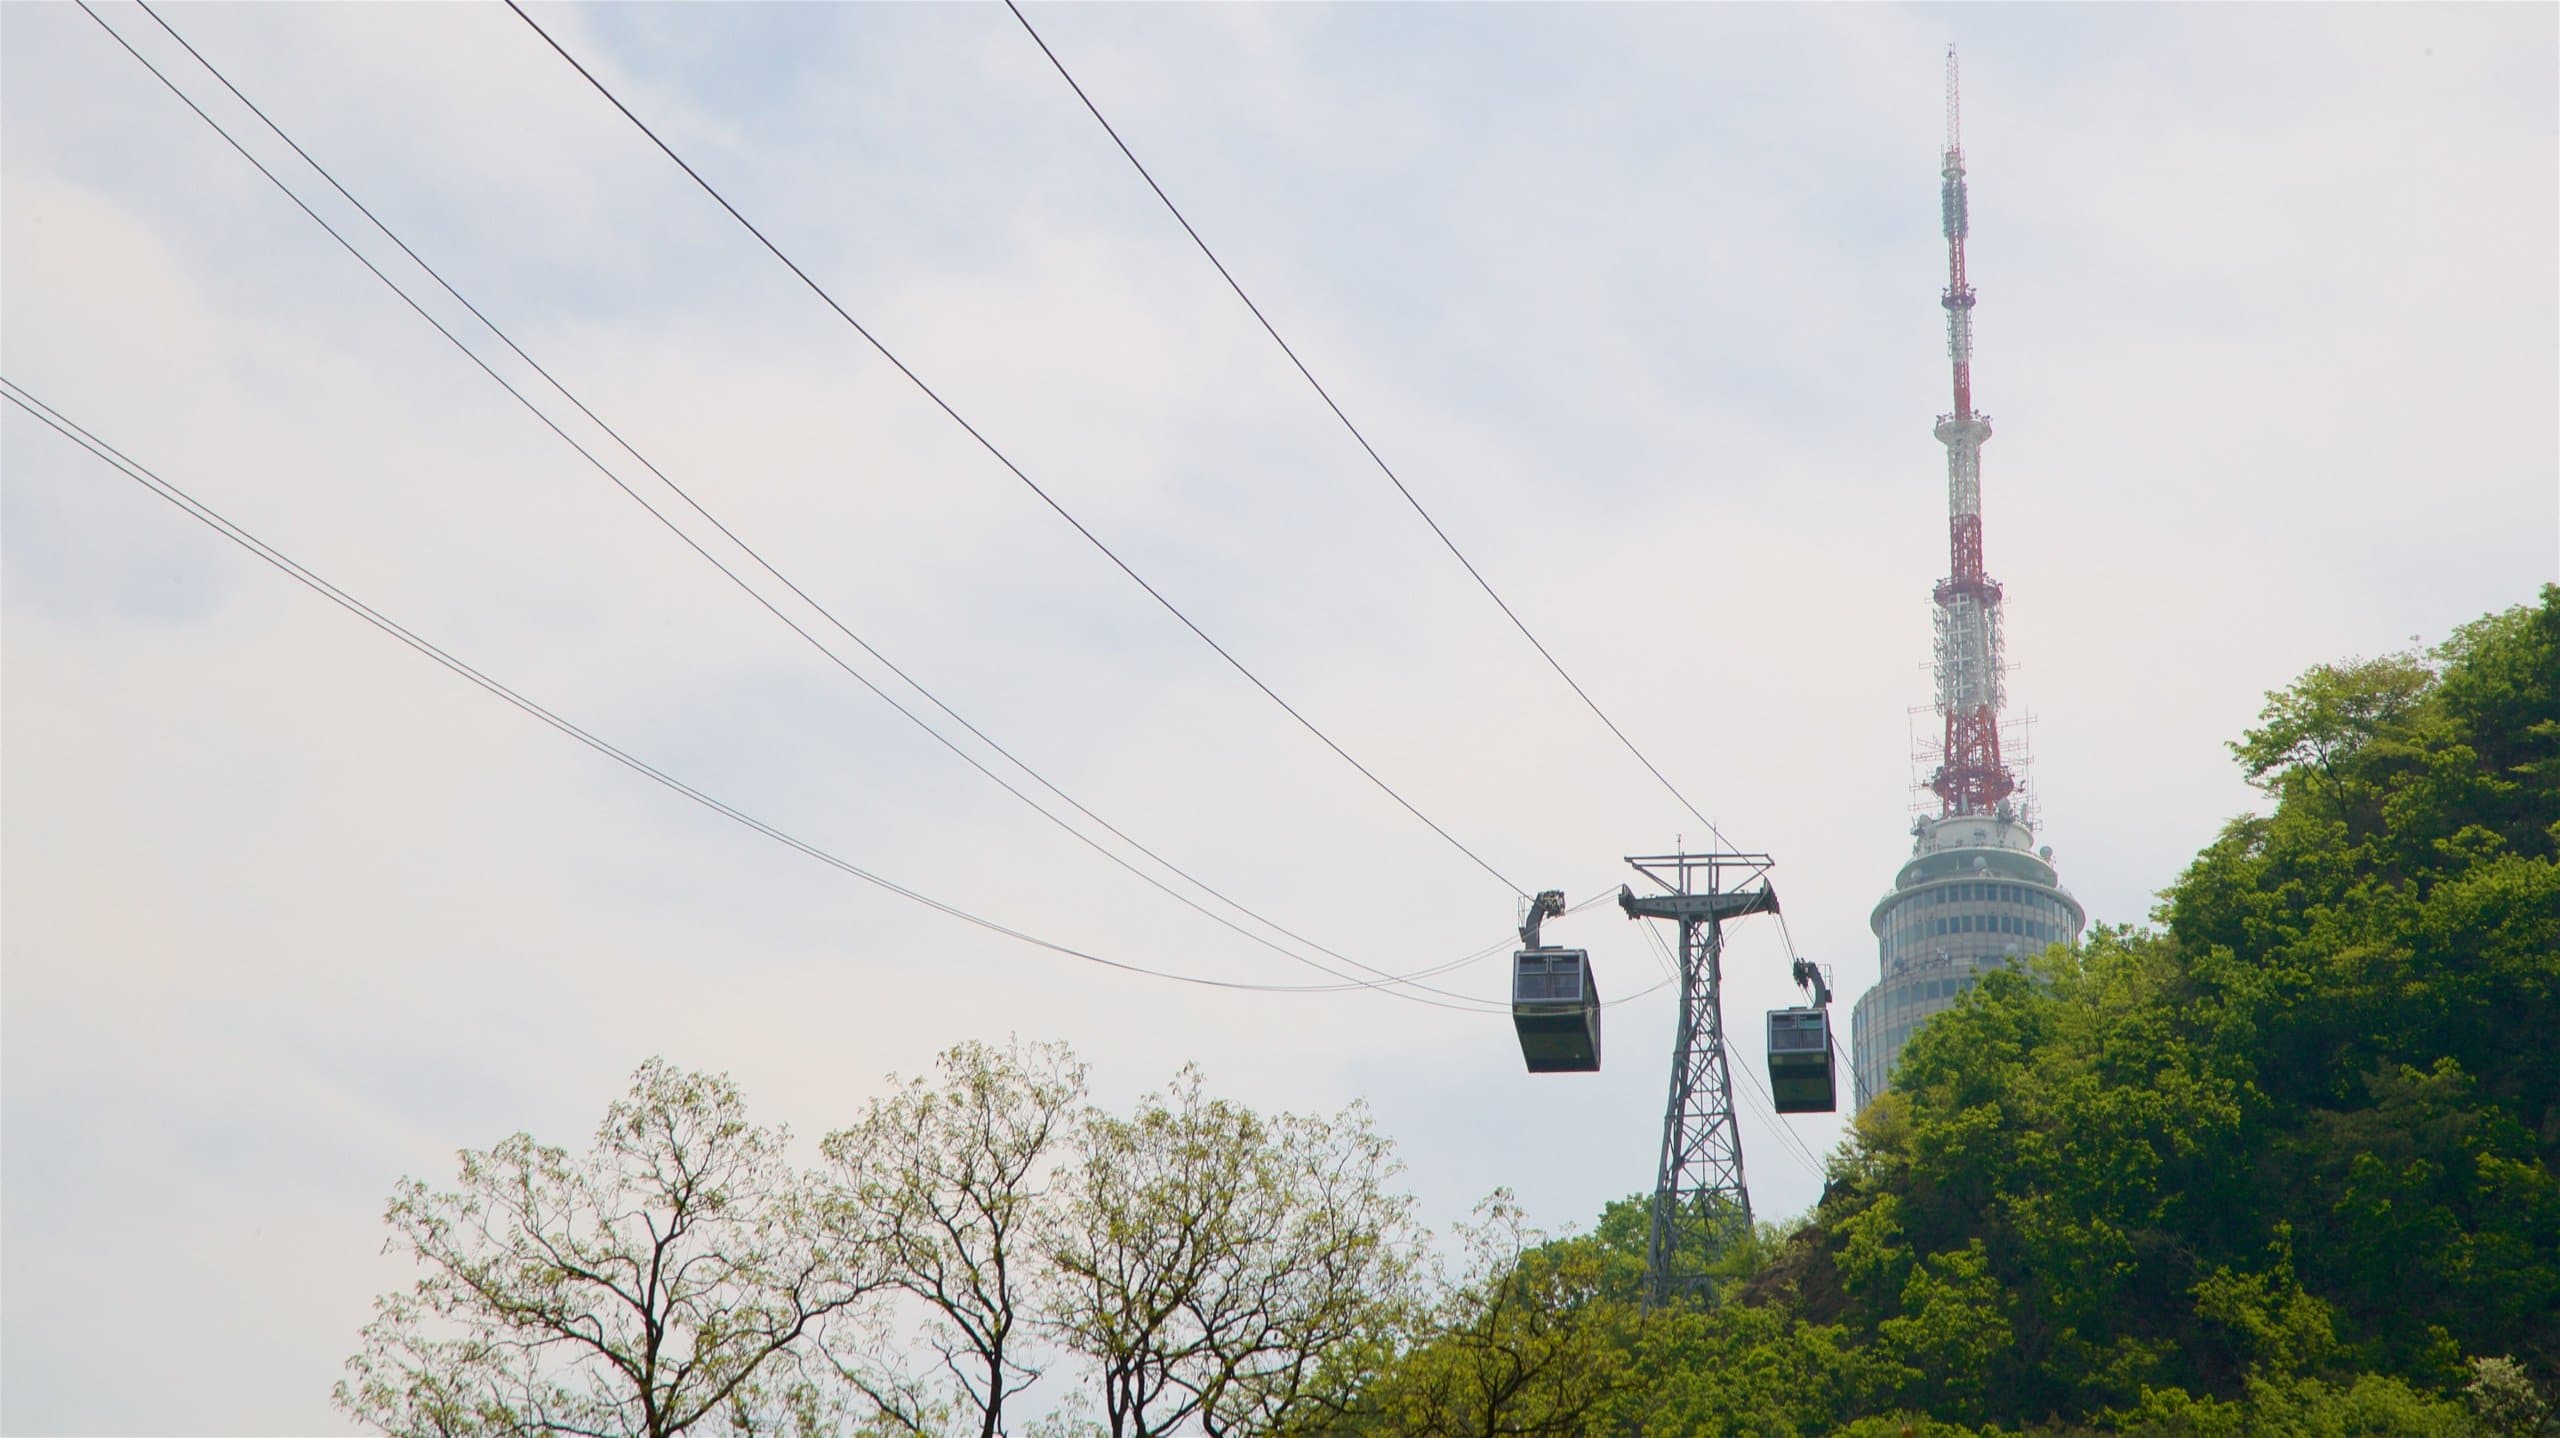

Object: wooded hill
[338,592,2556,1438]
[1331,588,2560,1436]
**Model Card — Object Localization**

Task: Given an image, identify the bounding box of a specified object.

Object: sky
[3,3,2553,1432]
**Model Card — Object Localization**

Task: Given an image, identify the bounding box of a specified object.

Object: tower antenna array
[1928,44,2016,818]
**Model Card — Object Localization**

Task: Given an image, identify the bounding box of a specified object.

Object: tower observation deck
[1851,48,2084,1101]
[1851,814,2084,1102]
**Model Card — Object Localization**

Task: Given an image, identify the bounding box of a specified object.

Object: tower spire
[1929,44,2013,817]
[1941,45,1973,419]
[1851,47,2088,1112]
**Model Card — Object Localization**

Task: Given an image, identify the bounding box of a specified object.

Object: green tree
[1348,1197,1627,1437]
[1610,1295,1883,1437]
[1043,1066,1418,1437]
[1791,590,2555,1427]
[818,1039,1087,1438]
[2230,652,2435,796]
[337,1059,875,1438]
[2109,1371,2476,1437]
[1878,1241,2014,1425]
[2467,1355,2559,1438]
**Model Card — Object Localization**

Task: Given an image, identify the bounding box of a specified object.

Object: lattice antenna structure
[1928,44,2016,818]
[1619,852,1781,1308]
[2005,708,2043,832]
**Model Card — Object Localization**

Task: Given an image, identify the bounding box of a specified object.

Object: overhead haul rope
[1008,4,1858,1010]
[1636,911,1831,1179]
[3,376,1602,1011]
[501,0,1531,901]
[1003,2,1745,857]
[84,0,1514,1005]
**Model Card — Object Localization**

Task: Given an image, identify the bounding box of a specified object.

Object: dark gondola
[1765,1006,1835,1113]
[1513,945,1601,1073]
[1509,889,1600,1073]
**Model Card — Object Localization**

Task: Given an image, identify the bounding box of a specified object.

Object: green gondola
[1513,946,1600,1073]
[1765,1006,1835,1113]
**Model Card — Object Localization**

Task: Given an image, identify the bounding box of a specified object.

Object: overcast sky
[5,2,2553,1431]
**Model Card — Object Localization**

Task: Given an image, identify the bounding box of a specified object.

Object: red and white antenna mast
[1929,46,2015,817]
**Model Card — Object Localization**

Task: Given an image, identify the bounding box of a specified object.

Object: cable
[499,0,1528,900]
[1603,971,1675,1010]
[1002,1,1739,855]
[1837,1031,1869,1116]
[1636,917,1827,1177]
[77,0,1430,1005]
[1734,1060,1826,1184]
[1775,911,1811,971]
[1006,0,1855,1143]
[1008,0,1863,1096]
[1770,906,1862,1138]
[106,0,1502,1009]
[1723,921,1835,1173]
[0,376,1535,1009]
[1583,927,1672,1012]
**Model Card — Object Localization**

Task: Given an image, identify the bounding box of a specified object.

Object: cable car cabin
[1765,1007,1835,1113]
[1513,947,1600,1073]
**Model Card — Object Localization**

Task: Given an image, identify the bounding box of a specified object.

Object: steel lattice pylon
[1620,853,1780,1308]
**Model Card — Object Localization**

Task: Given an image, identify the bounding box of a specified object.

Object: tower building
[1851,49,2084,1103]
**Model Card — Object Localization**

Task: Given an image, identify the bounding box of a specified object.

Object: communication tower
[1851,48,2086,1103]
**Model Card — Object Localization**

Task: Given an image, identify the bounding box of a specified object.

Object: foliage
[1342,588,2560,1435]
[2467,1355,2559,1437]
[336,1059,869,1438]
[346,1051,1417,1438]
[1045,1066,1419,1437]
[2229,651,2435,794]
[1342,1196,1627,1436]
[2098,1371,2480,1436]
[344,590,2558,1436]
[818,1039,1087,1438]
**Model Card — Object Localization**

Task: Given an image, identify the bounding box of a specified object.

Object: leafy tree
[1611,1292,1886,1437]
[2468,1355,2559,1438]
[1878,1241,2014,1424]
[337,1059,875,1438]
[2107,1370,2477,1437]
[2163,594,2560,1381]
[1044,1066,1418,1437]
[1347,1196,1627,1437]
[818,1039,1086,1438]
[2229,651,2434,796]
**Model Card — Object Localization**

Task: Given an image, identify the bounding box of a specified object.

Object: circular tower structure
[1850,813,2084,1102]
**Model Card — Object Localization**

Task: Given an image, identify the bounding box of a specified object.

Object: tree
[1876,1241,2013,1425]
[1352,1196,1626,1438]
[2229,651,2434,796]
[2468,1355,2559,1438]
[1043,1066,1419,1437]
[1321,591,2560,1435]
[337,1060,875,1438]
[818,1039,1086,1438]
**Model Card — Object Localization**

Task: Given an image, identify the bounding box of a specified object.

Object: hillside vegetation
[339,592,2556,1437]
[1329,589,2560,1436]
